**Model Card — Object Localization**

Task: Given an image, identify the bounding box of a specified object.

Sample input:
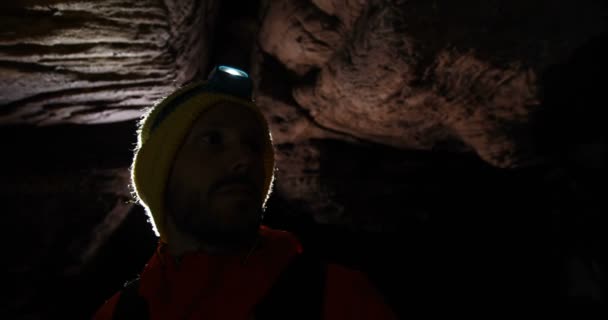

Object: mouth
[215,182,254,194]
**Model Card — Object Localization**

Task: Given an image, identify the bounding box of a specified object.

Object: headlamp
[205,65,252,100]
[218,66,249,77]
[149,65,253,131]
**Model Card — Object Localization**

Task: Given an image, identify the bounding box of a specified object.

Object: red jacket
[94,226,396,319]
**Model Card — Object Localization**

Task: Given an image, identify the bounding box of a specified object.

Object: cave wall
[0,0,219,124]
[2,0,607,318]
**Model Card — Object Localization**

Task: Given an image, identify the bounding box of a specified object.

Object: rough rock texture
[0,0,219,125]
[258,0,607,167]
[2,0,606,165]
[2,121,142,318]
[2,0,608,318]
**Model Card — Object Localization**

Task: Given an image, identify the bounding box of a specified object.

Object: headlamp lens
[218,66,249,78]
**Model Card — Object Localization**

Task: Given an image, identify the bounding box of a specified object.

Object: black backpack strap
[112,277,150,320]
[254,252,327,319]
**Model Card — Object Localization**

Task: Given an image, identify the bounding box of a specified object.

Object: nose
[228,145,254,174]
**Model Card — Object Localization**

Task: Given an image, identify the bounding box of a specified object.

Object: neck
[163,215,259,257]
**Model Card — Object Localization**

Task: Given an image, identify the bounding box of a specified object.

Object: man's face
[165,101,267,246]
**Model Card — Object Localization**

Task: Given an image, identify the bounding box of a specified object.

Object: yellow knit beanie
[131,74,275,242]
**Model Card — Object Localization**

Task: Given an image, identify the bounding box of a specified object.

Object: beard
[172,196,263,250]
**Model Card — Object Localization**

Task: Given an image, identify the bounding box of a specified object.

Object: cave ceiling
[1,0,607,229]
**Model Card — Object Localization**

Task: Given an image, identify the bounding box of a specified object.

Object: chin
[184,199,262,244]
[194,221,261,248]
[212,198,261,219]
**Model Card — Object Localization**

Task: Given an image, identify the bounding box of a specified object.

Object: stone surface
[0,0,219,125]
[258,0,607,167]
[2,0,606,167]
[2,0,608,318]
[1,121,140,318]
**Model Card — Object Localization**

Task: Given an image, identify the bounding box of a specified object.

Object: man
[93,66,397,319]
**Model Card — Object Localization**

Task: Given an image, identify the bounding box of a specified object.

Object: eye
[200,131,223,146]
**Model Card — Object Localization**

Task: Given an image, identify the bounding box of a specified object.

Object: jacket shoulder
[324,264,398,319]
[259,225,303,254]
[92,290,121,320]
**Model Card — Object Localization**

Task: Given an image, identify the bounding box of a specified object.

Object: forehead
[190,101,264,132]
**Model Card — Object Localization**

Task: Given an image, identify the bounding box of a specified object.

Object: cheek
[171,159,210,205]
[255,162,267,191]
